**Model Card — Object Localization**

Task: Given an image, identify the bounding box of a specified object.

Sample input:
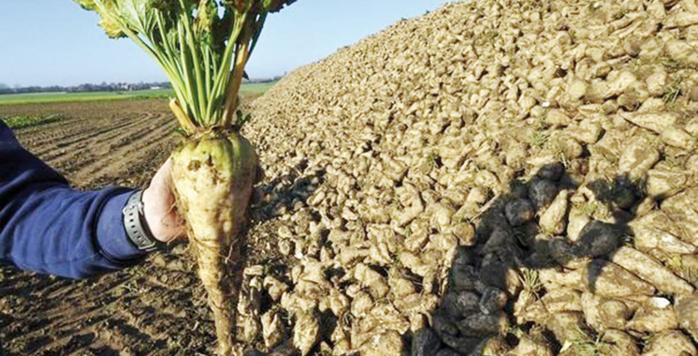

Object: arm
[0,121,147,279]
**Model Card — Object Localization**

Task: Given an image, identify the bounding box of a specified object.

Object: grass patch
[239,81,278,95]
[1,114,68,129]
[0,89,172,106]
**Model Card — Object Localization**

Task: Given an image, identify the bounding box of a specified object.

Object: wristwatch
[122,190,166,252]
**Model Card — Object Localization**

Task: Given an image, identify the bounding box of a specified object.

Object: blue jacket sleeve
[0,121,148,279]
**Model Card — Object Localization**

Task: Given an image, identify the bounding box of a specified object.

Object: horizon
[0,1,449,88]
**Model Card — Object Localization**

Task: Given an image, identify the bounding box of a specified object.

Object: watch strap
[122,190,165,252]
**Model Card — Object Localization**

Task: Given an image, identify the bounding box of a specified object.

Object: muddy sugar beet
[74,0,296,354]
[171,133,258,354]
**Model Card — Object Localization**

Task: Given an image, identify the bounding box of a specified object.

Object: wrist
[123,190,167,251]
[97,189,148,263]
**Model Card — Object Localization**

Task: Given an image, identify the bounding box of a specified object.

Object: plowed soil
[0,99,225,356]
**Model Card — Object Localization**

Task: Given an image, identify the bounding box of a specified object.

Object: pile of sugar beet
[231,0,698,355]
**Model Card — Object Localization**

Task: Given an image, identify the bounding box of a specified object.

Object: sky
[0,1,450,88]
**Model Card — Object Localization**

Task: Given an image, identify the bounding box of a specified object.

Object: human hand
[142,159,187,243]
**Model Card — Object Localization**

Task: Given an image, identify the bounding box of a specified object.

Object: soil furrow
[69,122,177,186]
[42,115,173,182]
[34,115,157,162]
[24,118,135,153]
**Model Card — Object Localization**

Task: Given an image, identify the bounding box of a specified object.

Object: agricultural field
[7,0,698,356]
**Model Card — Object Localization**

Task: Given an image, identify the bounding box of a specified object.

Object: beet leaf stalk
[73,1,295,354]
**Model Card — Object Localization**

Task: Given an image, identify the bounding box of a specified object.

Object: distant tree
[0,83,8,89]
